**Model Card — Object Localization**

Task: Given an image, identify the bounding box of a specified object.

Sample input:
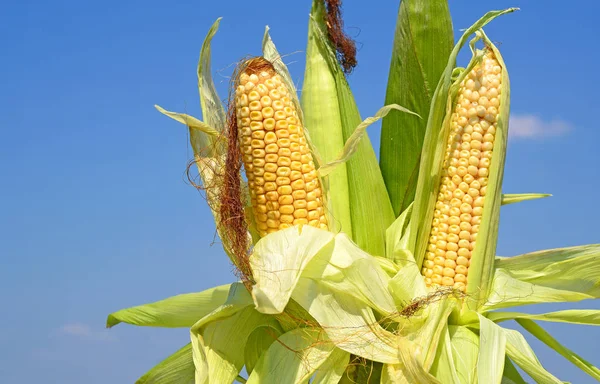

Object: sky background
[1,0,599,382]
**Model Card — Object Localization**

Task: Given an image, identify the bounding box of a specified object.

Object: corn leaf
[388,248,427,307]
[501,357,527,384]
[385,203,413,262]
[502,328,562,384]
[487,309,600,326]
[106,284,231,328]
[313,348,350,384]
[302,0,352,235]
[477,314,506,384]
[381,361,441,384]
[197,19,226,137]
[318,104,418,177]
[250,225,396,317]
[308,1,395,257]
[137,344,194,384]
[380,0,453,216]
[407,8,517,272]
[501,193,551,206]
[246,328,335,384]
[155,106,219,137]
[484,244,600,310]
[429,327,461,384]
[243,325,283,375]
[448,326,479,384]
[190,284,278,384]
[250,225,335,314]
[517,319,600,381]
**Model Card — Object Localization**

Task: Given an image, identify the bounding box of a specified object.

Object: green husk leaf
[154,106,219,137]
[197,18,226,138]
[517,319,600,381]
[388,248,427,306]
[501,193,551,206]
[385,203,413,262]
[243,325,283,375]
[501,357,528,384]
[477,314,506,384]
[250,225,335,314]
[503,328,562,384]
[246,328,335,384]
[308,0,395,257]
[303,0,352,235]
[484,244,600,310]
[250,225,396,317]
[380,0,453,216]
[407,8,517,272]
[449,326,479,384]
[487,309,600,325]
[381,361,441,384]
[190,284,278,384]
[313,348,350,384]
[136,344,194,384]
[429,327,461,384]
[319,104,419,177]
[106,284,230,328]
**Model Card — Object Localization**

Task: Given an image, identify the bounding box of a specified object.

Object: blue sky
[1,0,599,382]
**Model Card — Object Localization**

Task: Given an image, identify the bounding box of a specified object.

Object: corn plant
[107,1,600,383]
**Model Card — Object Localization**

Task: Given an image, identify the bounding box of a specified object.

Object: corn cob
[421,50,502,292]
[235,57,328,237]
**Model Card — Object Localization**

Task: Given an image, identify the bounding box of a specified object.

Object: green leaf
[197,19,226,137]
[503,327,562,384]
[250,225,396,317]
[517,319,600,381]
[501,357,528,384]
[302,0,352,236]
[246,328,335,384]
[449,326,479,384]
[318,104,419,177]
[501,193,551,206]
[488,309,600,326]
[312,348,350,384]
[380,0,453,216]
[244,325,283,375]
[477,314,506,384]
[484,244,600,310]
[106,284,231,328]
[407,9,517,275]
[136,344,194,384]
[190,284,278,384]
[429,327,461,384]
[381,362,441,384]
[154,105,219,137]
[308,1,395,257]
[249,225,335,314]
[385,203,413,262]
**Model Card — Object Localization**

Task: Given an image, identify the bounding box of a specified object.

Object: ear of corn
[234,58,328,237]
[421,48,504,293]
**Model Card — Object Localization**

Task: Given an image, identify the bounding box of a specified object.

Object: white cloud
[58,323,117,342]
[509,114,573,139]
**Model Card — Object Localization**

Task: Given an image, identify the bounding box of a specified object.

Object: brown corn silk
[421,50,502,292]
[234,57,328,238]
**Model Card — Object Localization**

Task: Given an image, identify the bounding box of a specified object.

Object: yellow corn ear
[235,57,328,237]
[421,50,502,292]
